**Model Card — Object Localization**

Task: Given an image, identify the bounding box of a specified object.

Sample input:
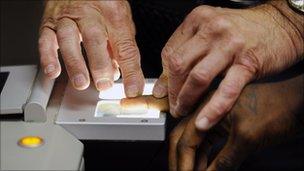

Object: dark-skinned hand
[121,71,304,171]
[169,72,304,171]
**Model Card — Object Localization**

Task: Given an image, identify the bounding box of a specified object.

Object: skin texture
[169,72,304,171]
[121,71,304,171]
[39,0,144,97]
[120,71,304,170]
[152,0,304,132]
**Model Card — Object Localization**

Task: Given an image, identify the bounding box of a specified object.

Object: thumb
[153,72,168,98]
[153,49,169,98]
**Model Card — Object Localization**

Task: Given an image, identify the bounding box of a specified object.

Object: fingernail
[97,78,113,91]
[153,84,167,98]
[126,85,139,97]
[113,71,121,81]
[196,117,210,131]
[44,64,55,74]
[73,74,86,88]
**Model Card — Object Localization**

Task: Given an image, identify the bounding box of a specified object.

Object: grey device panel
[0,65,55,122]
[1,65,84,171]
[0,65,37,114]
[56,80,166,141]
[0,121,84,171]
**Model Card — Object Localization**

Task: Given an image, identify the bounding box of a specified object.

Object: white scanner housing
[56,79,166,141]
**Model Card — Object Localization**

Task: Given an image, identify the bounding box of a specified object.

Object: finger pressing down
[78,16,116,91]
[109,23,145,98]
[56,18,90,90]
[39,27,61,79]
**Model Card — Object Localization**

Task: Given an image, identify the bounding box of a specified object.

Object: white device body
[56,79,166,141]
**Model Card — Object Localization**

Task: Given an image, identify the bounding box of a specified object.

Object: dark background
[1,1,304,171]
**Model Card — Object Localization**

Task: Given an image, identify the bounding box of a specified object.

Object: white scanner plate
[56,79,166,141]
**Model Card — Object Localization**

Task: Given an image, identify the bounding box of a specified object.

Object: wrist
[267,0,304,58]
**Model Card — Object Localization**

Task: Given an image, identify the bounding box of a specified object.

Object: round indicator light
[18,136,44,148]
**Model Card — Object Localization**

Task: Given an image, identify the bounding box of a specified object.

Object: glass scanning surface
[99,82,154,99]
[95,81,160,118]
[94,100,160,118]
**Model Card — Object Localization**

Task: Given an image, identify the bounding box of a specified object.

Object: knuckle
[106,3,127,23]
[189,69,211,85]
[190,6,214,19]
[38,39,56,60]
[83,26,106,46]
[123,69,139,80]
[40,17,56,30]
[83,25,104,38]
[110,13,125,24]
[57,26,77,42]
[176,139,187,153]
[176,137,197,154]
[238,49,260,75]
[237,127,259,145]
[168,51,185,75]
[38,37,49,49]
[196,29,209,41]
[89,63,104,74]
[90,69,106,78]
[116,39,139,62]
[65,57,83,69]
[208,102,227,120]
[209,16,232,32]
[161,45,173,62]
[168,89,177,101]
[215,155,234,170]
[169,131,180,147]
[220,82,240,99]
[230,35,245,49]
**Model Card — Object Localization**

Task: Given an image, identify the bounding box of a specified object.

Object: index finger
[120,95,169,112]
[153,20,196,99]
[78,17,115,91]
[195,65,254,131]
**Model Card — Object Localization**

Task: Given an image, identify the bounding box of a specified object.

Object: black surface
[0,1,43,66]
[0,72,9,94]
